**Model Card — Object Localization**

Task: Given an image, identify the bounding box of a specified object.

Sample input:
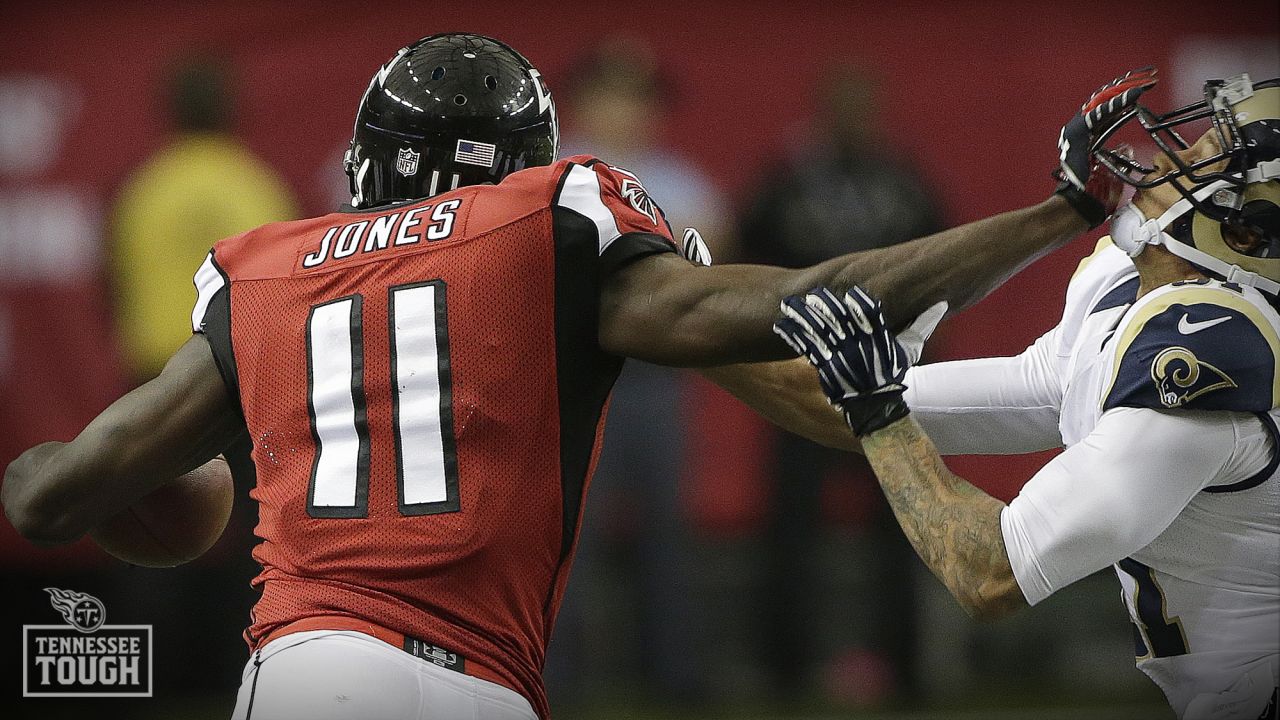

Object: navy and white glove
[773,286,912,437]
[1054,67,1158,228]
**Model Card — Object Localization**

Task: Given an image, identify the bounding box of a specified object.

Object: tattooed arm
[771,284,1240,624]
[773,288,1026,621]
[860,416,1026,621]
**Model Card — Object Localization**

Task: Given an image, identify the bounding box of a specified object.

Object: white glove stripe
[875,328,894,387]
[807,291,849,341]
[849,285,877,310]
[796,302,840,361]
[831,350,861,395]
[780,304,833,360]
[772,322,808,356]
[846,297,874,335]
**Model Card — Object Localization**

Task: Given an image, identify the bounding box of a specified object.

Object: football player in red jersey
[2,34,1150,719]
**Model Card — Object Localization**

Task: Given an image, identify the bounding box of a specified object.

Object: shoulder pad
[560,153,601,167]
[1054,236,1137,350]
[1070,236,1130,284]
[561,157,674,240]
[1103,280,1280,412]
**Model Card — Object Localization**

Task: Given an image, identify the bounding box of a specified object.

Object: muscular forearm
[1,337,242,545]
[699,360,860,451]
[602,196,1085,366]
[816,195,1086,328]
[860,416,1026,621]
[2,394,232,545]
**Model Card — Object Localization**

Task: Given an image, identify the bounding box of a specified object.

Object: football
[89,457,235,568]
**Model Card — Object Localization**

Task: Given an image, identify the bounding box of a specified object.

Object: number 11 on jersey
[305,280,460,518]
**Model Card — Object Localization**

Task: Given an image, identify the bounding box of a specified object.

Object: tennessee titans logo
[396,147,420,177]
[44,588,105,633]
[1150,346,1237,408]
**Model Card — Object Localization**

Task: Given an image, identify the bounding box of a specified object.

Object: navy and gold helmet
[1097,74,1280,295]
[343,33,559,209]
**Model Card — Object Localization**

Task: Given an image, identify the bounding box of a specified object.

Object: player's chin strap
[1111,180,1280,296]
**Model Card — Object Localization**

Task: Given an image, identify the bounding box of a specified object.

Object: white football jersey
[906,237,1280,719]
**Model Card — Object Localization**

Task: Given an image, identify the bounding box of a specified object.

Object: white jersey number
[305,281,459,518]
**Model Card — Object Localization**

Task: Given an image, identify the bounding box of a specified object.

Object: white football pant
[229,630,537,720]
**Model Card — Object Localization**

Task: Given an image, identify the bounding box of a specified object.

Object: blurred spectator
[741,65,941,262]
[738,64,944,705]
[106,56,296,699]
[545,39,730,708]
[111,57,297,381]
[0,74,124,568]
[561,39,732,258]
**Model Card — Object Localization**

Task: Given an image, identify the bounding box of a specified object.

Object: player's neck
[1133,245,1207,299]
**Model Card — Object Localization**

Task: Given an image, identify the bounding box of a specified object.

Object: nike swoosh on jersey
[1177,314,1232,335]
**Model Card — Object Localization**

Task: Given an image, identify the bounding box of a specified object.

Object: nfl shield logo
[396,147,420,176]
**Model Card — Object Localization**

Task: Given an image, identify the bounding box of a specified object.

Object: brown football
[90,457,234,567]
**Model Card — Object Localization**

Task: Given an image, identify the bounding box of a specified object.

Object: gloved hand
[681,227,712,266]
[1055,67,1158,228]
[897,300,947,365]
[773,287,912,436]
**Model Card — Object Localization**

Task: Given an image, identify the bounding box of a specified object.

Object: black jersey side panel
[548,202,624,564]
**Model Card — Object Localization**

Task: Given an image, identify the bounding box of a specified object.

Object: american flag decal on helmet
[454,139,497,168]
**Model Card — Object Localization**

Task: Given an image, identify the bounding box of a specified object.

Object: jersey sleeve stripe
[1103,285,1280,409]
[553,164,621,256]
[1090,276,1140,315]
[192,251,227,333]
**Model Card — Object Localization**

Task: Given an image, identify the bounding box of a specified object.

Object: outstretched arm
[861,407,1259,620]
[859,416,1023,620]
[771,288,1024,619]
[605,66,1156,368]
[2,335,243,545]
[704,358,1056,554]
[699,360,859,451]
[772,287,1256,622]
[601,195,1086,366]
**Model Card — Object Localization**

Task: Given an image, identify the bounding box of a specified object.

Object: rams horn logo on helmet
[44,587,106,633]
[1150,346,1238,408]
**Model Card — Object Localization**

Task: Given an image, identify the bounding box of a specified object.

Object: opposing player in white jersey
[762,74,1280,720]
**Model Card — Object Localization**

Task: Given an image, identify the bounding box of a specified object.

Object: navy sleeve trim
[1090,276,1140,315]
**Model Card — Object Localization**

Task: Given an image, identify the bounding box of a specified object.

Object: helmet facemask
[1098,74,1280,295]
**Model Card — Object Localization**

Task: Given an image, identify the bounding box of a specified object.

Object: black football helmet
[344,33,559,209]
[1094,74,1280,294]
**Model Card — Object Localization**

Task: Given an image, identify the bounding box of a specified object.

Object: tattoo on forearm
[862,418,1026,618]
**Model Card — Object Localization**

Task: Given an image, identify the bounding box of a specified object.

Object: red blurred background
[5,0,1275,559]
[0,2,1276,715]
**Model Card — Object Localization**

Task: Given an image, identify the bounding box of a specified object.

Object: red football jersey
[191,156,677,719]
